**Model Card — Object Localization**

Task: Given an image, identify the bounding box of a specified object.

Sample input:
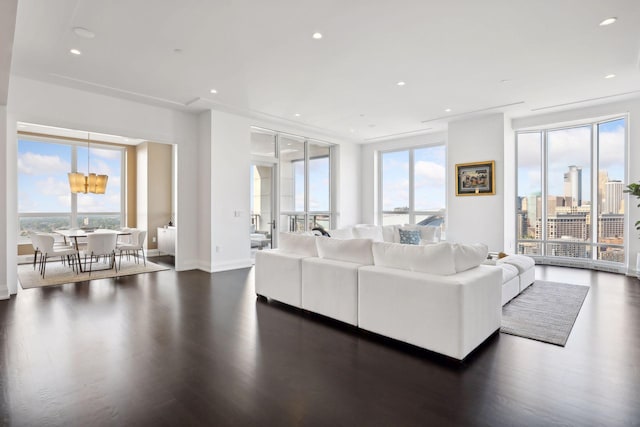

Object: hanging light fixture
[68,133,109,194]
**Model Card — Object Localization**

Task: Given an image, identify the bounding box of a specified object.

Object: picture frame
[455,160,495,196]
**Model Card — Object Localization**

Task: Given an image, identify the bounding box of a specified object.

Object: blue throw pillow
[398,229,421,245]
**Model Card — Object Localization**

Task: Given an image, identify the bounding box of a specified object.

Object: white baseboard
[210,259,253,273]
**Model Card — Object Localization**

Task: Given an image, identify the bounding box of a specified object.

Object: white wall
[447,114,505,251]
[7,76,201,278]
[511,98,640,275]
[209,110,252,272]
[360,132,447,225]
[197,111,212,269]
[0,105,8,298]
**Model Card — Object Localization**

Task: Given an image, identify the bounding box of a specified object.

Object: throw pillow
[398,229,421,245]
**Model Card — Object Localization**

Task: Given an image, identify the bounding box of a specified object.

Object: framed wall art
[455,160,495,196]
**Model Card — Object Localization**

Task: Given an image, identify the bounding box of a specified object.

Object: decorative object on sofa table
[455,160,495,196]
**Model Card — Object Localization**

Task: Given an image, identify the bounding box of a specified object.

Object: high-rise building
[605,180,623,214]
[563,165,582,207]
[598,170,609,212]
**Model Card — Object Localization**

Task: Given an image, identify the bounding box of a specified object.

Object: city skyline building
[605,180,623,214]
[563,165,582,208]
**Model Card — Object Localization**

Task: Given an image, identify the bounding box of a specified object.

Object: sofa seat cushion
[453,243,489,273]
[498,254,535,274]
[371,241,456,276]
[279,233,318,257]
[316,237,374,265]
[499,263,519,282]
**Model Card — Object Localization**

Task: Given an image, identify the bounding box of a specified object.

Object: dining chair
[118,230,147,269]
[35,234,79,278]
[84,233,118,276]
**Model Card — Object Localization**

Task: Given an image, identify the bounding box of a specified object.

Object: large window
[379,145,446,228]
[516,117,626,267]
[18,137,124,243]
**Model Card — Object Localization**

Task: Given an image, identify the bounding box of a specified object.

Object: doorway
[250,164,276,257]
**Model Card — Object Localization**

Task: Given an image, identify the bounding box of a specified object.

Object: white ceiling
[10,0,640,142]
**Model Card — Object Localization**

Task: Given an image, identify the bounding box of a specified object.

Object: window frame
[515,115,628,269]
[377,144,447,226]
[17,134,126,244]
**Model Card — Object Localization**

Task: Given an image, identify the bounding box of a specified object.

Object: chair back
[128,229,140,246]
[28,232,40,251]
[87,233,117,256]
[34,234,55,253]
[137,230,147,248]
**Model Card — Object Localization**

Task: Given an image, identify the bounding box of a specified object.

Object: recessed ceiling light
[210,89,218,94]
[368,124,376,128]
[69,48,82,55]
[312,32,323,39]
[605,74,616,79]
[445,108,452,112]
[599,17,617,26]
[397,81,406,86]
[294,113,301,117]
[73,27,95,39]
[173,48,183,54]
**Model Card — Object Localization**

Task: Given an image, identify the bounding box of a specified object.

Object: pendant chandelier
[68,133,108,194]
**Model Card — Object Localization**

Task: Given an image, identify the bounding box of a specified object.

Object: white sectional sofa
[255,233,503,360]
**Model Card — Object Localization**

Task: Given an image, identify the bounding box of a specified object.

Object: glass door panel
[250,164,275,251]
[596,118,625,262]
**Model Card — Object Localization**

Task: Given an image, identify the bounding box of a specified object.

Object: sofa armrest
[255,250,309,307]
[358,265,501,360]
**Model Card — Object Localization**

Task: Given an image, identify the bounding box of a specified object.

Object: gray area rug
[18,259,170,289]
[501,280,589,346]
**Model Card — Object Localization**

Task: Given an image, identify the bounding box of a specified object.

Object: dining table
[54,229,132,273]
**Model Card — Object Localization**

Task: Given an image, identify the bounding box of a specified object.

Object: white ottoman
[498,255,535,292]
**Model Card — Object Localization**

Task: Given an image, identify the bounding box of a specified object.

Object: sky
[18,139,122,213]
[382,145,446,212]
[517,118,625,201]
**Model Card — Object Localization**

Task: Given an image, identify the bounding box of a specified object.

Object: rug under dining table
[18,258,170,289]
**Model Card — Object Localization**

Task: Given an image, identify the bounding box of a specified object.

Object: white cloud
[415,161,446,187]
[18,152,70,175]
[37,177,70,197]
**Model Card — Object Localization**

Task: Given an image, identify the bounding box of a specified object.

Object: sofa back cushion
[279,233,318,257]
[371,242,456,276]
[453,243,488,273]
[352,225,384,242]
[327,228,354,239]
[316,237,374,265]
[381,225,400,243]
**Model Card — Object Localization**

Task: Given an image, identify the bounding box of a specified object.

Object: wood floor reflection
[0,263,638,426]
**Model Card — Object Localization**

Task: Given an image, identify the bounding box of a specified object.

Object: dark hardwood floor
[0,262,638,426]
